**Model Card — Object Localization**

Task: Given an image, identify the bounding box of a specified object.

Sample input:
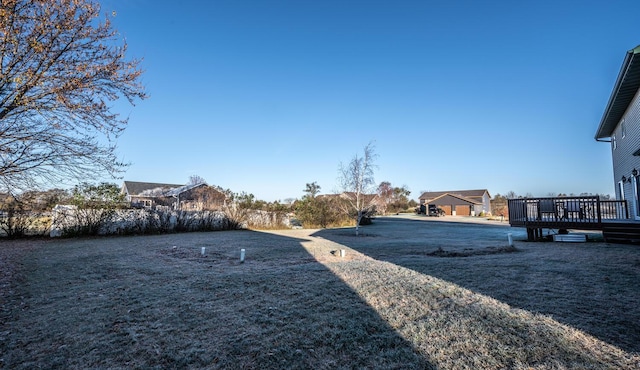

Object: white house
[595,44,640,219]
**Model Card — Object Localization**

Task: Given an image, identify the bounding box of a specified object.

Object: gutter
[595,45,640,140]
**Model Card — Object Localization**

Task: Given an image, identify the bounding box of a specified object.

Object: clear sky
[100,0,640,202]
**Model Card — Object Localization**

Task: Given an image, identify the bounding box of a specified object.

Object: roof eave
[595,45,640,140]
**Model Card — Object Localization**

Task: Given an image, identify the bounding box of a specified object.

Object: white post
[340,249,345,258]
[508,233,513,246]
[201,247,205,256]
[240,248,246,263]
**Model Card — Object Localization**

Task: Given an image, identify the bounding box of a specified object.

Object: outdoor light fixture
[622,176,627,183]
[633,168,638,177]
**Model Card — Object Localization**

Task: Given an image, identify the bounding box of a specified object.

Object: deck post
[625,200,629,219]
[596,195,602,227]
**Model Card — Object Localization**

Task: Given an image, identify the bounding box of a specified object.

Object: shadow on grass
[0,230,433,369]
[312,216,640,355]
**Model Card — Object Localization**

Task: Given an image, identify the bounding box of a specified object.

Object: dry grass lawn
[1,215,639,369]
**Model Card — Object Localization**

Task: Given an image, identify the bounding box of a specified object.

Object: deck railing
[508,196,629,229]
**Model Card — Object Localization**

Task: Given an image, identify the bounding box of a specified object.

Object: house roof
[122,181,183,196]
[165,182,208,197]
[427,193,481,206]
[419,189,489,200]
[595,45,640,139]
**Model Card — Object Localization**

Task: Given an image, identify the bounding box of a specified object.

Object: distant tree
[188,175,207,185]
[294,196,343,228]
[65,182,125,236]
[304,182,321,198]
[39,188,71,209]
[505,191,518,199]
[337,142,377,236]
[491,194,508,217]
[394,185,411,200]
[388,185,411,213]
[376,181,393,214]
[0,192,50,237]
[377,181,394,202]
[295,181,345,228]
[5,188,70,211]
[220,191,256,229]
[71,182,124,208]
[377,182,412,214]
[0,0,146,193]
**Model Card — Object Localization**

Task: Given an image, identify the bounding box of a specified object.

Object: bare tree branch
[0,0,146,192]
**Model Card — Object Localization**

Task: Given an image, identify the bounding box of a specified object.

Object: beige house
[418,189,491,216]
[121,181,226,210]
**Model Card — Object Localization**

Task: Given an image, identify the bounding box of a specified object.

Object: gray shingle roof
[595,45,640,139]
[418,189,489,200]
[122,181,183,196]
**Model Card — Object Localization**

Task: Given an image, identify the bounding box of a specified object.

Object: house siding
[418,190,492,216]
[612,87,640,218]
[481,193,491,214]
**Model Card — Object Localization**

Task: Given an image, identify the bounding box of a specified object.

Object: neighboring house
[418,189,491,216]
[121,181,226,210]
[167,183,227,211]
[121,181,182,208]
[595,44,640,219]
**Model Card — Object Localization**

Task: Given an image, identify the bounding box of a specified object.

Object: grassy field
[1,216,639,369]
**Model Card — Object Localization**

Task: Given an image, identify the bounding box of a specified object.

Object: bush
[294,197,346,228]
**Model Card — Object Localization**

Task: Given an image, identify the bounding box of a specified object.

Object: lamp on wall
[622,176,627,183]
[633,168,638,177]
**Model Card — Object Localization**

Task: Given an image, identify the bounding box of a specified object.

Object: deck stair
[602,223,640,244]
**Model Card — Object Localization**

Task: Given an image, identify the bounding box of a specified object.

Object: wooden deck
[508,196,640,243]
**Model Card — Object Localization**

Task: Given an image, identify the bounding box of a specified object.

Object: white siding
[612,88,640,209]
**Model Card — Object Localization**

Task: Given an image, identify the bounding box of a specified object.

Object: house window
[613,134,617,150]
[621,119,626,138]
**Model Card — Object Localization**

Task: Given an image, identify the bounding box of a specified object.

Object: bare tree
[0,0,146,192]
[377,181,393,201]
[505,191,518,199]
[188,175,207,185]
[337,142,377,236]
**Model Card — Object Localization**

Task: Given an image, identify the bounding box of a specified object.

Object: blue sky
[100,0,640,202]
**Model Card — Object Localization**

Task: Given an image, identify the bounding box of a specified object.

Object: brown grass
[1,216,639,369]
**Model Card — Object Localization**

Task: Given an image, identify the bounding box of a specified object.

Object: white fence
[50,206,292,237]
